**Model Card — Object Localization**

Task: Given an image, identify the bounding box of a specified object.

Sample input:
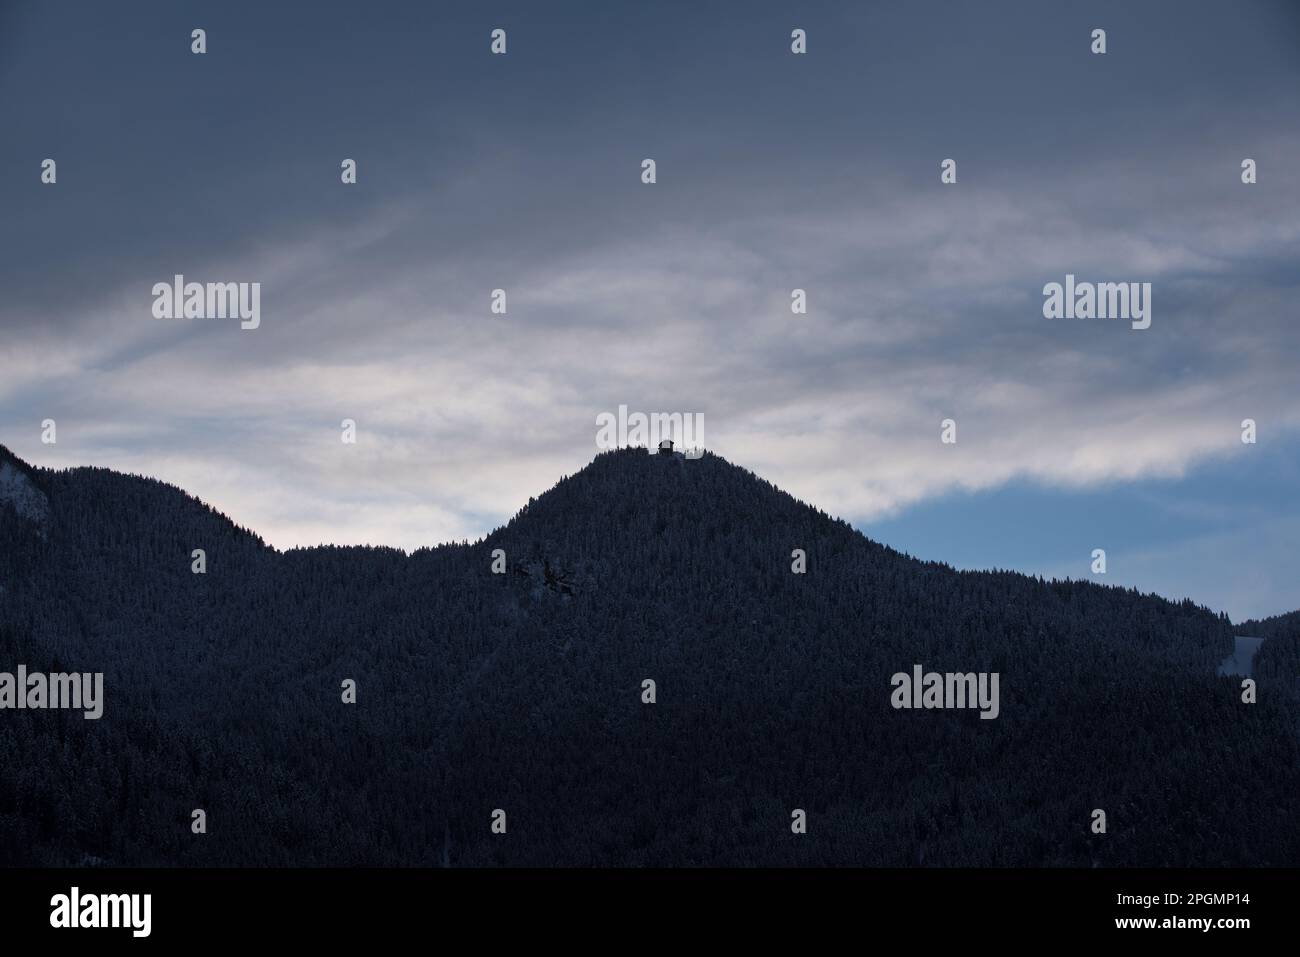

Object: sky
[1,0,1298,622]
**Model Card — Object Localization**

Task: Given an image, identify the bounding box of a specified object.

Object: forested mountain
[0,443,1296,867]
[1240,610,1300,708]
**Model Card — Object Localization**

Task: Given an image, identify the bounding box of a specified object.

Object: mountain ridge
[1,441,1282,628]
[1,442,1297,866]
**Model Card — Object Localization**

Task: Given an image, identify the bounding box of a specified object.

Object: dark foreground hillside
[0,444,1296,866]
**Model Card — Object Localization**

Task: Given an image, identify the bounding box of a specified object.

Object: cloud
[1,0,1297,626]
[5,157,1297,556]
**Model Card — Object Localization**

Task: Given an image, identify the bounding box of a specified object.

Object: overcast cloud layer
[2,0,1298,620]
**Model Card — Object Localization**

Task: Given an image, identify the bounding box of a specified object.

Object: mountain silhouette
[0,443,1297,866]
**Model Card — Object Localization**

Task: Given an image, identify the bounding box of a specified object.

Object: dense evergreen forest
[1240,610,1300,709]
[0,442,1296,867]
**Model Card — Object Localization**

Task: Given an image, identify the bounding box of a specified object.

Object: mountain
[1239,610,1300,706]
[0,443,1296,867]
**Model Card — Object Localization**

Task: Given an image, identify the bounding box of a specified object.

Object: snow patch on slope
[0,459,49,531]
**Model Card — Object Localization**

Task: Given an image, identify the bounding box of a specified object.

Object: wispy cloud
[1,0,1297,618]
